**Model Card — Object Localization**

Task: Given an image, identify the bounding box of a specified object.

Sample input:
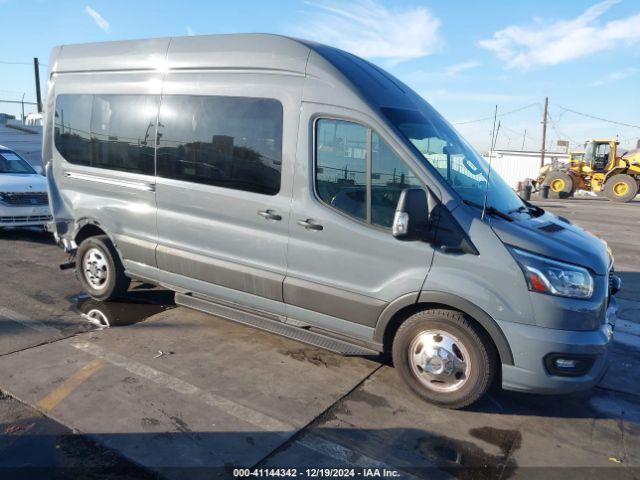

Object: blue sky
[1,0,639,151]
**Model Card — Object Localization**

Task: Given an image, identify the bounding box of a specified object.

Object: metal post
[21,93,25,124]
[540,97,548,168]
[521,129,526,151]
[33,57,43,114]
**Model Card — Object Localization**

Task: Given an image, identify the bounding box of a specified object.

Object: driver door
[284,107,435,337]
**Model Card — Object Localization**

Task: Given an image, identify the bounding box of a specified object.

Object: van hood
[0,174,47,193]
[490,210,610,275]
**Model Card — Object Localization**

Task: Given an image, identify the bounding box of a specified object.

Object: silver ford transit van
[43,34,619,408]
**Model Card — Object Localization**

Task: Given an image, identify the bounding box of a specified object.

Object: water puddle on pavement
[73,293,175,328]
[416,426,522,479]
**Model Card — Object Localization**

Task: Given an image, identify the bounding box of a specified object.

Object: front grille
[0,192,49,206]
[0,215,52,223]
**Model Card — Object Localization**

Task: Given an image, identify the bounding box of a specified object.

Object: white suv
[0,146,51,228]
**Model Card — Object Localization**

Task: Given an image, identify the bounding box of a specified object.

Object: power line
[0,60,48,67]
[0,99,38,105]
[453,102,540,125]
[554,103,640,130]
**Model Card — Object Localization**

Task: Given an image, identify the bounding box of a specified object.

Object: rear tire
[76,235,130,301]
[543,171,574,199]
[392,309,497,409]
[604,174,638,203]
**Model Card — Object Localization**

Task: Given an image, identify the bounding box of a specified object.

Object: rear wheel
[604,174,638,203]
[543,171,574,199]
[76,235,130,301]
[392,309,497,409]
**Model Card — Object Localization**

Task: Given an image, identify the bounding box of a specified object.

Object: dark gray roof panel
[300,40,417,110]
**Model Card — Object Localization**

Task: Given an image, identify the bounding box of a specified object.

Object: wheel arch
[374,291,514,366]
[73,219,126,266]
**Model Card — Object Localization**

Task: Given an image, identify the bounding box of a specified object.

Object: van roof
[50,33,423,113]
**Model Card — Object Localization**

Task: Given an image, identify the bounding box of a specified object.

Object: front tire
[76,235,130,301]
[543,171,574,199]
[392,309,497,409]
[604,174,638,203]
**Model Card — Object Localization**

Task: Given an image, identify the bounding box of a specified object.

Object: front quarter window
[382,107,523,215]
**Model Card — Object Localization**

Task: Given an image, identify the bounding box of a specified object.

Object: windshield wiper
[509,201,545,217]
[508,205,527,214]
[463,200,513,221]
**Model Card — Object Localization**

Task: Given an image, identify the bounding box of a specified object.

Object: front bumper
[0,204,51,227]
[500,297,617,394]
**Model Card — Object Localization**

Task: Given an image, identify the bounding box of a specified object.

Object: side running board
[175,293,378,357]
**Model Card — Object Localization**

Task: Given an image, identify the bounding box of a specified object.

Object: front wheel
[604,174,638,203]
[392,309,497,409]
[543,171,574,199]
[76,235,130,301]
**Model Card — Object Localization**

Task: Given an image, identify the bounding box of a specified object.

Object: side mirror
[392,188,429,240]
[33,165,44,175]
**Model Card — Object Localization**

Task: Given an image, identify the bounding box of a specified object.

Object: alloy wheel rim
[82,247,109,290]
[408,329,471,393]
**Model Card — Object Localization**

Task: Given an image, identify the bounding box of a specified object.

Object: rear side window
[54,94,93,166]
[156,95,283,195]
[54,94,158,175]
[90,95,158,175]
[315,118,422,228]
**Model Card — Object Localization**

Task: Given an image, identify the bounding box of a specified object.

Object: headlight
[509,247,594,299]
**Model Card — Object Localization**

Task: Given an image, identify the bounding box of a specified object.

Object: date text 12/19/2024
[233,468,402,478]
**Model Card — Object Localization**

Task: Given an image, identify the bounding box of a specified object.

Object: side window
[54,94,93,166]
[156,95,283,195]
[371,132,421,228]
[90,95,158,175]
[54,94,158,175]
[315,118,423,228]
[315,119,368,221]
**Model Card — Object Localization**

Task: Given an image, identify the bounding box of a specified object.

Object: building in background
[0,113,42,167]
[482,149,569,189]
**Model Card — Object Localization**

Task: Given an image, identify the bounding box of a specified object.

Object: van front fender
[374,290,514,365]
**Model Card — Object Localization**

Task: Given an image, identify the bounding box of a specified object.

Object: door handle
[297,219,323,231]
[258,209,282,221]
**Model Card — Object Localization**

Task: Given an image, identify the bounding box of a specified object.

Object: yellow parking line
[36,358,105,413]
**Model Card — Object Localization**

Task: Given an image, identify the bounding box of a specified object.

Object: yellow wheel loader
[536,139,640,202]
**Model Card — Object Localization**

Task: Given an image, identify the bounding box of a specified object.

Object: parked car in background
[0,145,51,228]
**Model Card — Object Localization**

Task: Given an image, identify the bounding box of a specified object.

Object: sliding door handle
[258,209,282,221]
[297,219,323,231]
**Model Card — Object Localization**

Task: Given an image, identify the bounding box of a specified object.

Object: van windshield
[0,151,36,174]
[382,107,524,215]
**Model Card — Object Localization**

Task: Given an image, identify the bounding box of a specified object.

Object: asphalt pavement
[0,196,638,479]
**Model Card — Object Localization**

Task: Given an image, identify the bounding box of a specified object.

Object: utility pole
[33,57,42,114]
[21,93,25,124]
[540,97,548,168]
[521,129,527,151]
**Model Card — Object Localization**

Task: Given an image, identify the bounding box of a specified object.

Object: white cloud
[293,0,442,65]
[444,60,481,77]
[85,5,110,33]
[186,26,195,36]
[589,67,639,86]
[479,0,640,69]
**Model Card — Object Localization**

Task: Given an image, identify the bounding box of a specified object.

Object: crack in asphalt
[250,363,385,469]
